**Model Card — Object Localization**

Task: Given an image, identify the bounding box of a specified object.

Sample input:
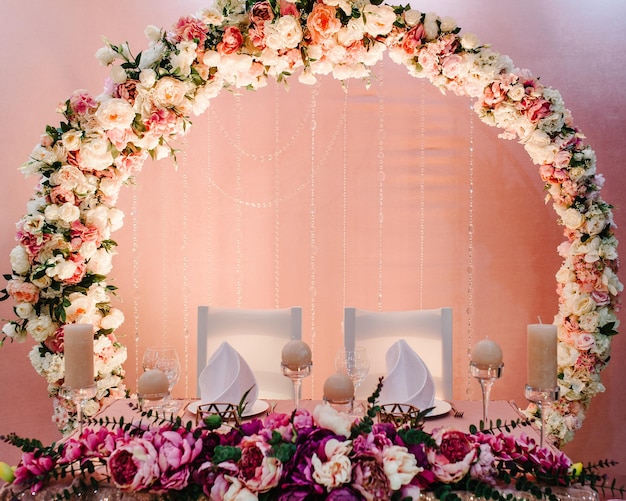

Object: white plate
[425,399,452,418]
[187,399,269,417]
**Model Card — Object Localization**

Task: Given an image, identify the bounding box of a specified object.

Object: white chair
[343,307,453,401]
[197,306,302,400]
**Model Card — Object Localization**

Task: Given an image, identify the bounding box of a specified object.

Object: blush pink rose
[49,186,76,206]
[173,16,208,44]
[307,4,341,44]
[238,435,282,492]
[217,26,244,55]
[402,24,425,54]
[7,280,40,304]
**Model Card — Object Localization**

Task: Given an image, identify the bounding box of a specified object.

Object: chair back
[343,307,453,400]
[197,306,302,399]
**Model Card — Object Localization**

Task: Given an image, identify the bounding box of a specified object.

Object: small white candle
[471,339,503,368]
[281,340,312,370]
[63,324,94,389]
[323,373,354,402]
[527,324,558,389]
[138,369,169,398]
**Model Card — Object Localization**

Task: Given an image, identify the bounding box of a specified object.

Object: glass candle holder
[525,385,559,448]
[470,362,503,424]
[59,384,98,434]
[281,362,312,409]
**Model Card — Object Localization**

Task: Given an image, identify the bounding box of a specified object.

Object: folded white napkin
[198,341,259,408]
[378,339,435,410]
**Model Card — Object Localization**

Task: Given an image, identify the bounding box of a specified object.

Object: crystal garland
[181,140,191,395]
[377,66,385,310]
[418,79,426,309]
[273,84,281,308]
[342,82,349,310]
[309,84,319,395]
[465,106,476,398]
[131,184,140,385]
[234,95,243,307]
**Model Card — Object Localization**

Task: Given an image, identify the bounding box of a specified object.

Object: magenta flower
[12,452,56,492]
[426,428,477,484]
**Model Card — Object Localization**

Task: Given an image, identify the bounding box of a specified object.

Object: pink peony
[426,429,477,483]
[237,435,282,492]
[6,279,39,304]
[108,438,160,491]
[217,26,244,55]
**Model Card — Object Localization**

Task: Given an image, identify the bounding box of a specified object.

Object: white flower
[96,98,136,130]
[311,438,352,488]
[110,65,128,84]
[362,4,396,37]
[561,208,584,230]
[10,246,30,275]
[144,25,162,42]
[312,404,353,437]
[170,41,197,76]
[423,12,441,41]
[79,138,114,171]
[15,302,34,319]
[337,18,366,47]
[61,130,83,151]
[154,76,189,108]
[87,248,115,276]
[383,445,421,490]
[100,308,125,330]
[95,45,117,66]
[25,314,57,342]
[404,9,422,27]
[2,322,26,343]
[265,16,303,51]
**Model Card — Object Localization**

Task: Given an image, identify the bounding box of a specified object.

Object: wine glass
[335,346,370,414]
[142,346,181,412]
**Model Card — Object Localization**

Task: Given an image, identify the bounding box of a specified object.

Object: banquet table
[0,399,601,501]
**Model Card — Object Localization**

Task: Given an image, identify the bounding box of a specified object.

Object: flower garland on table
[0,0,621,442]
[0,384,621,501]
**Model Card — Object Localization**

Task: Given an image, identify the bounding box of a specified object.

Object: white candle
[138,369,169,398]
[323,373,354,402]
[63,324,94,389]
[281,340,312,370]
[471,339,503,368]
[527,324,558,389]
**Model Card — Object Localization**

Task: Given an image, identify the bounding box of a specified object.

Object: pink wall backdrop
[0,0,624,483]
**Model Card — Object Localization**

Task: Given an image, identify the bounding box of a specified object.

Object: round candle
[527,324,558,389]
[138,369,169,398]
[323,373,354,402]
[63,324,94,389]
[281,340,312,370]
[471,339,503,368]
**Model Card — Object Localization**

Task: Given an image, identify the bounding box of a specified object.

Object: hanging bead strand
[465,106,476,398]
[377,66,386,311]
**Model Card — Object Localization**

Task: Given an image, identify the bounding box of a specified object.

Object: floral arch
[1,0,621,444]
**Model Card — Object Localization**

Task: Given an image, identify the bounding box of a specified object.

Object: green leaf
[212,445,242,464]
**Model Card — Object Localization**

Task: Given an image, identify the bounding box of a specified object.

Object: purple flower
[326,485,364,500]
[351,456,390,501]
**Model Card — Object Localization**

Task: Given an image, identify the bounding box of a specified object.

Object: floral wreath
[0,0,621,444]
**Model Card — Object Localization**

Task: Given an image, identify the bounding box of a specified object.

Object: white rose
[440,16,458,32]
[54,258,79,281]
[561,208,584,230]
[15,302,34,319]
[95,45,117,66]
[139,68,157,89]
[110,65,128,84]
[170,41,197,76]
[3,322,27,343]
[80,138,114,171]
[383,445,421,490]
[87,248,114,275]
[26,315,57,342]
[570,294,595,316]
[337,18,366,47]
[404,9,422,27]
[96,98,136,130]
[585,212,607,236]
[100,308,125,330]
[108,207,124,232]
[362,4,397,37]
[10,246,31,275]
[602,267,623,296]
[265,16,303,50]
[43,204,60,224]
[66,293,96,323]
[154,76,189,108]
[423,12,440,41]
[61,129,83,151]
[57,202,80,224]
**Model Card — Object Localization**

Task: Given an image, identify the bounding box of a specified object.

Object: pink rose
[426,429,477,483]
[6,279,39,304]
[402,24,425,54]
[307,4,341,44]
[49,186,76,206]
[173,16,208,44]
[109,438,160,491]
[217,26,244,55]
[249,1,274,26]
[210,473,256,501]
[574,333,595,351]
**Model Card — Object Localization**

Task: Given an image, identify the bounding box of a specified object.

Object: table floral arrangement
[0,384,621,501]
[0,0,621,444]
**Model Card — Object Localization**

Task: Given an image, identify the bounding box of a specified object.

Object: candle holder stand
[281,362,312,409]
[525,385,558,448]
[323,396,354,415]
[470,362,503,425]
[59,384,98,434]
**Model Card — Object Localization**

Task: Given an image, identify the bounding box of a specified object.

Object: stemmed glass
[335,346,370,414]
[142,346,181,412]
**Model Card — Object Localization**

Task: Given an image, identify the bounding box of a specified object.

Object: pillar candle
[527,324,558,389]
[64,324,95,389]
[323,373,354,402]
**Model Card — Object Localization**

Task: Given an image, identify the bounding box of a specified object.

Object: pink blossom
[238,435,282,492]
[217,26,244,55]
[108,438,161,491]
[68,90,98,116]
[13,452,56,492]
[6,279,39,304]
[173,16,208,44]
[426,429,477,483]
